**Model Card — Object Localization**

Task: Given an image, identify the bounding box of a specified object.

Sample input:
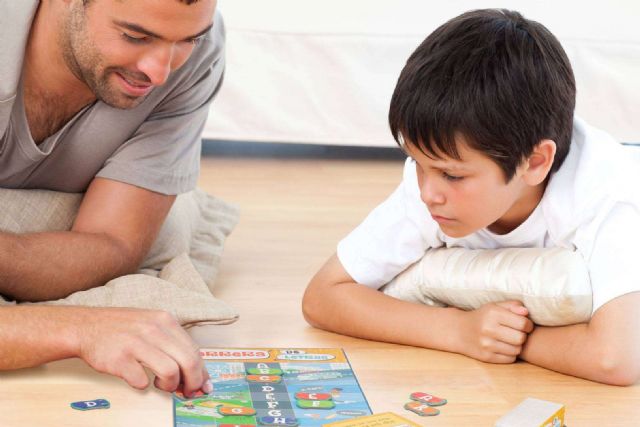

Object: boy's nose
[420,179,446,206]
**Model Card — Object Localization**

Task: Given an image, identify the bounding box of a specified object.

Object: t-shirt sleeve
[95,12,225,195]
[337,158,443,289]
[588,202,640,314]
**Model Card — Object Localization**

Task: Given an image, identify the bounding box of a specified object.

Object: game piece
[218,406,258,416]
[323,412,422,427]
[409,391,447,406]
[403,401,440,416]
[258,416,300,426]
[295,392,333,401]
[70,398,110,411]
[296,399,336,410]
[246,374,283,383]
[247,367,284,376]
[494,398,565,427]
[174,348,371,427]
[174,387,207,400]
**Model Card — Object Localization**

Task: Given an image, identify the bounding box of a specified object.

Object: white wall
[204,1,640,145]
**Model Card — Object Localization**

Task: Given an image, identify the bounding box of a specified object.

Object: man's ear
[522,139,556,186]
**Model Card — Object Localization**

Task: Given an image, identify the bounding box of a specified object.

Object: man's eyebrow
[115,20,213,41]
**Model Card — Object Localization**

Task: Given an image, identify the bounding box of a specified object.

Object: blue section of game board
[174,350,372,427]
[283,366,371,426]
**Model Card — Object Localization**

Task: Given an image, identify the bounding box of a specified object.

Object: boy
[302,9,640,385]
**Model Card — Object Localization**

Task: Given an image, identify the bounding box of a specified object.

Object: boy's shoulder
[542,117,640,242]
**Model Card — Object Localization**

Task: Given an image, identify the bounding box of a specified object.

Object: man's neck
[23,1,95,107]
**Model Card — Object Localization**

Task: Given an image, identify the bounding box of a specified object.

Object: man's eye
[443,172,463,181]
[122,33,148,44]
[185,36,204,45]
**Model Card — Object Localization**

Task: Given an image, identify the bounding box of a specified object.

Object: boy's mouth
[431,214,455,223]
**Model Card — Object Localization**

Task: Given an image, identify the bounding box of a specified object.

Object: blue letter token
[70,398,111,411]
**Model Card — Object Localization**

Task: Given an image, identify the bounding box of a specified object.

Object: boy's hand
[71,307,212,396]
[456,300,534,364]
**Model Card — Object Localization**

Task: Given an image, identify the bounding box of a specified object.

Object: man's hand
[73,307,212,396]
[0,306,212,396]
[455,300,534,363]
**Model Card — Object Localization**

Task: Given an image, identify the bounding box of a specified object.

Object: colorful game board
[174,348,372,427]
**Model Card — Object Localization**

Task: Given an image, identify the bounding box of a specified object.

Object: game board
[174,348,372,427]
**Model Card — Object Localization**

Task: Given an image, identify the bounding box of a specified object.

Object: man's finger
[118,358,151,390]
[134,346,181,392]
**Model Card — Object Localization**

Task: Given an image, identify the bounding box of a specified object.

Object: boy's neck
[488,182,546,235]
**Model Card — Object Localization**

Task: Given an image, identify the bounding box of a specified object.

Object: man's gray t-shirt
[0,8,225,195]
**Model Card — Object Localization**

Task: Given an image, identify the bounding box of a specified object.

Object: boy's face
[60,0,216,109]
[404,137,545,238]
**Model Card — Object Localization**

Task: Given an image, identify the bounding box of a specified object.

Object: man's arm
[0,305,211,396]
[519,292,640,386]
[0,178,174,301]
[0,178,212,395]
[303,254,533,364]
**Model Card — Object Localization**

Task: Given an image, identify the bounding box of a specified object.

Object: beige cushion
[0,187,240,327]
[381,247,593,326]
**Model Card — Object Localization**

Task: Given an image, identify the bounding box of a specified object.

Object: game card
[323,412,422,427]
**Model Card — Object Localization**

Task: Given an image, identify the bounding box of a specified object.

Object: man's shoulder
[1,0,40,137]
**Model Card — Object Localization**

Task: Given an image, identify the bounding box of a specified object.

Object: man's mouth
[115,72,153,96]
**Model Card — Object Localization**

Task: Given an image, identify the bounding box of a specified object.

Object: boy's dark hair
[389,9,576,181]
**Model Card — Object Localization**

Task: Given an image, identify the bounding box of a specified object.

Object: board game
[174,348,372,427]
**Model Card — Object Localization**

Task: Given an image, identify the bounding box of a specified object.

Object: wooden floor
[1,152,638,426]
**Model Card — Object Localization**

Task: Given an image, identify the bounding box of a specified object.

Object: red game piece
[410,392,447,406]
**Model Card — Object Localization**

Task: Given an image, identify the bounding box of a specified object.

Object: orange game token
[404,401,440,416]
[246,374,282,383]
[218,406,257,416]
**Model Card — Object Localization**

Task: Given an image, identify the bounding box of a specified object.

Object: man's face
[60,0,216,109]
[404,137,535,238]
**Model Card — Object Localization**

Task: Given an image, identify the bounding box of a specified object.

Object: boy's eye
[122,33,149,44]
[442,172,463,182]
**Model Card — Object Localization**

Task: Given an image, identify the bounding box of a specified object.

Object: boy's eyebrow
[115,20,213,41]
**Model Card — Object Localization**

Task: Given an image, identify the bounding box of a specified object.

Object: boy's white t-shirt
[337,117,640,315]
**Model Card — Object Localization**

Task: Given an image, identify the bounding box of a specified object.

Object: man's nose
[137,45,175,86]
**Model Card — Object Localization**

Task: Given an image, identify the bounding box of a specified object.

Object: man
[0,0,223,397]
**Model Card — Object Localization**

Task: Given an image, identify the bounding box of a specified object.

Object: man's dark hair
[389,9,576,180]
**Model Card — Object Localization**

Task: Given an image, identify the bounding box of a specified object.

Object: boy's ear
[522,139,556,186]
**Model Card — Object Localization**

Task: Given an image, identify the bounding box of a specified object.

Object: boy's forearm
[303,280,464,353]
[519,323,634,385]
[0,231,135,302]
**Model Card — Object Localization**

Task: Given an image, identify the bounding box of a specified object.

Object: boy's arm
[519,292,640,386]
[303,254,533,364]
